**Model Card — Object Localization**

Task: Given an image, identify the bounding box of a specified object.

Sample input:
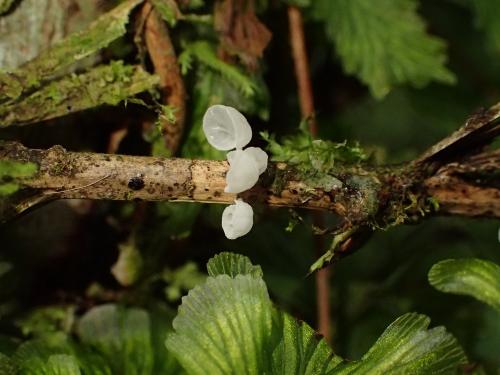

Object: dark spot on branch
[128,177,145,191]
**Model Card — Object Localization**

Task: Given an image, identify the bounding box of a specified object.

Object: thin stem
[140,1,186,155]
[288,5,331,343]
[288,5,318,136]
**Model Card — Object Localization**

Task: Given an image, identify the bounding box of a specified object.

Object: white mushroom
[225,149,260,193]
[244,147,268,174]
[222,199,254,239]
[201,105,269,239]
[202,105,252,151]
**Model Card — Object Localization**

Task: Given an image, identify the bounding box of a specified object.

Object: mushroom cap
[244,147,268,175]
[222,199,254,239]
[225,149,260,193]
[202,105,252,151]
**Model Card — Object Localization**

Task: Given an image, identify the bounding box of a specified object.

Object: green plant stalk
[308,226,359,274]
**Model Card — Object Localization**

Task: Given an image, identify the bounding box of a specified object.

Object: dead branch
[1,141,498,223]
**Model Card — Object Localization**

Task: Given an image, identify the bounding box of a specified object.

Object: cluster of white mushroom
[202,105,268,239]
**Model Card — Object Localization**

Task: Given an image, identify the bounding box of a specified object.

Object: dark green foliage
[0,0,499,373]
[429,258,500,312]
[207,252,263,278]
[470,0,500,54]
[166,253,466,374]
[310,0,455,98]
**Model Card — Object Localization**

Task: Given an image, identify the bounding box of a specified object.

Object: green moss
[0,160,38,197]
[151,0,179,27]
[0,183,20,196]
[261,123,367,174]
[0,160,38,178]
[0,62,159,127]
[0,0,144,101]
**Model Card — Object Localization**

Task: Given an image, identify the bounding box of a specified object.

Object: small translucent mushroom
[202,105,252,151]
[244,147,268,174]
[222,199,254,239]
[225,149,260,193]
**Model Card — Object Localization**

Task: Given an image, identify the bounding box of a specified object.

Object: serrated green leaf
[428,258,500,312]
[166,259,342,375]
[166,274,274,375]
[13,333,111,375]
[333,313,467,374]
[312,0,455,98]
[20,354,81,375]
[0,353,16,375]
[271,311,342,374]
[77,304,153,375]
[471,0,500,54]
[149,304,186,374]
[207,252,263,278]
[179,41,256,97]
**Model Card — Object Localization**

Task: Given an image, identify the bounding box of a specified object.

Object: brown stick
[288,5,330,343]
[288,5,317,134]
[142,2,186,155]
[424,150,500,217]
[1,142,499,220]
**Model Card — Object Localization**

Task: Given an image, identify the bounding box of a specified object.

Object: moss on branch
[0,0,144,102]
[0,62,159,127]
[0,141,498,224]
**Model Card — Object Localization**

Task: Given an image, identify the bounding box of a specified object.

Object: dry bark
[1,141,498,223]
[1,98,499,223]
